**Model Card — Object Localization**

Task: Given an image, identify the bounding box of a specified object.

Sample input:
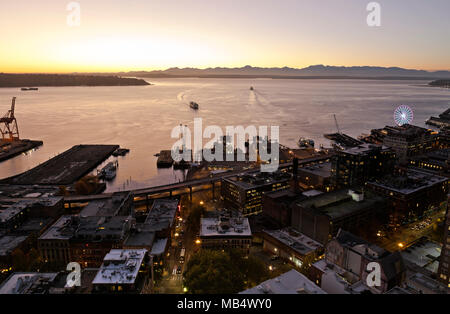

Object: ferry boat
[21,87,38,91]
[189,101,199,110]
[98,161,118,181]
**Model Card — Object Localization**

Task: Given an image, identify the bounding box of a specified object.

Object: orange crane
[0,97,20,142]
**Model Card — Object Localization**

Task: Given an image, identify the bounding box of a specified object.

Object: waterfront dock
[0,139,43,162]
[1,144,119,185]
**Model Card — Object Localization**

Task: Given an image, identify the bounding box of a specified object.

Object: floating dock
[0,139,43,162]
[157,150,174,167]
[324,133,363,148]
[1,144,119,185]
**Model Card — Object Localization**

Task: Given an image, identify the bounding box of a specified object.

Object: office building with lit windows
[367,168,448,228]
[382,124,439,164]
[331,143,396,188]
[221,171,291,216]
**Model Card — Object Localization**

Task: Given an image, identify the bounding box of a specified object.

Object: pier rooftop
[1,144,119,185]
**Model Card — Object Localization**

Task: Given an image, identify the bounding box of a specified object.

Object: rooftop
[298,161,332,178]
[263,228,322,255]
[383,124,435,140]
[240,269,326,294]
[295,189,386,220]
[80,192,131,217]
[0,235,28,256]
[200,215,251,238]
[144,198,179,229]
[223,171,291,190]
[368,169,448,195]
[39,215,132,241]
[340,143,391,156]
[92,249,147,285]
[0,272,59,294]
[406,272,448,294]
[401,239,442,273]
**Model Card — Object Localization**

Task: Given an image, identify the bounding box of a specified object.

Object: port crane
[0,97,20,142]
[333,114,341,134]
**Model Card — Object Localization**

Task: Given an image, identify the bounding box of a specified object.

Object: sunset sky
[1,0,449,73]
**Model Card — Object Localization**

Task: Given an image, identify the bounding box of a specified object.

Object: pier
[1,144,119,185]
[0,139,43,162]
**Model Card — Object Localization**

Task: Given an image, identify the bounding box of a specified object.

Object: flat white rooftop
[200,216,251,237]
[240,269,326,294]
[92,249,147,285]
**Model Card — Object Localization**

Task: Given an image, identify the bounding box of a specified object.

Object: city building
[311,229,405,294]
[92,249,151,294]
[401,237,442,274]
[240,269,326,294]
[367,168,448,227]
[331,143,396,188]
[221,171,291,216]
[79,192,134,217]
[0,197,63,232]
[0,272,66,294]
[200,213,252,254]
[0,235,28,272]
[409,148,450,177]
[404,272,448,294]
[291,189,387,244]
[38,215,133,268]
[437,203,450,290]
[262,228,323,268]
[297,161,334,192]
[262,189,303,228]
[381,124,439,164]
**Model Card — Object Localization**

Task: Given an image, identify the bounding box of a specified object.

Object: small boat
[298,138,315,148]
[112,148,130,157]
[104,169,116,180]
[189,101,199,110]
[98,161,118,181]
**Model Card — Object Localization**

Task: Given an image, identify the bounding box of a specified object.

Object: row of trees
[183,249,271,294]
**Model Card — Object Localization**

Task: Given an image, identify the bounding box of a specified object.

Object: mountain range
[116,65,450,80]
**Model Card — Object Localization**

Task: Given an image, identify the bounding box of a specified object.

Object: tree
[183,249,271,294]
[75,175,102,195]
[184,250,245,294]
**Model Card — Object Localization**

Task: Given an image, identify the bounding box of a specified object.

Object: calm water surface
[0,78,448,192]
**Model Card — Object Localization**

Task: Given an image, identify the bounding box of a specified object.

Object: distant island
[0,74,150,88]
[111,65,450,80]
[429,80,450,88]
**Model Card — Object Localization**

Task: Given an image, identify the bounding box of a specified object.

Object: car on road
[177,266,182,274]
[178,240,183,248]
